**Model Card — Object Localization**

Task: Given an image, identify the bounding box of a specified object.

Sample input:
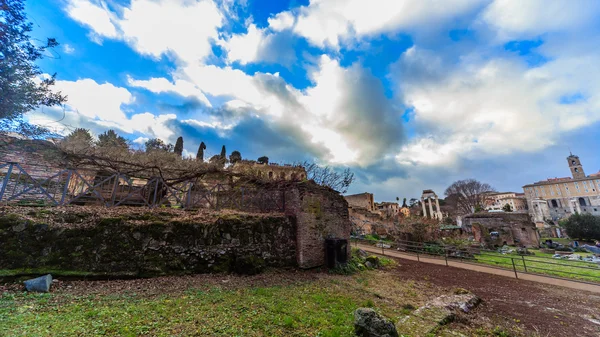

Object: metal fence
[353,238,600,285]
[0,161,285,212]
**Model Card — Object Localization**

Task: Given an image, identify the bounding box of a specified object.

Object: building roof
[523,175,599,188]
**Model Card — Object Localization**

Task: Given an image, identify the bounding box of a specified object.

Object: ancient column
[575,199,582,214]
[435,196,441,219]
[569,199,575,214]
[428,197,434,219]
[421,198,427,218]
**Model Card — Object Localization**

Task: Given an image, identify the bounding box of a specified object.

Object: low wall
[0,209,296,277]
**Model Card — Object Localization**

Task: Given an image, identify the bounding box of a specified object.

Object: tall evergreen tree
[0,0,67,135]
[220,145,226,159]
[174,136,184,157]
[196,142,206,161]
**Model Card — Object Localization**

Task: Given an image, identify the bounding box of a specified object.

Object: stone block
[24,274,52,293]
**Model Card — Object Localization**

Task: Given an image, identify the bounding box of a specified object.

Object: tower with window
[567,153,586,179]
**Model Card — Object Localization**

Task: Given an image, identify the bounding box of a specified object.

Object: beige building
[523,154,600,225]
[376,202,399,217]
[485,192,528,213]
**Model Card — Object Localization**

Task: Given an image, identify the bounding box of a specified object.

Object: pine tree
[0,0,67,135]
[97,129,128,148]
[174,136,184,157]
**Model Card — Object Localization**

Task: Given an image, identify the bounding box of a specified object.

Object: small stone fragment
[24,274,52,293]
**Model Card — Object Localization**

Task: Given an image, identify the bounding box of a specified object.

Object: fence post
[60,169,73,205]
[185,181,193,208]
[110,174,120,207]
[381,240,384,255]
[521,255,528,273]
[511,258,519,279]
[0,163,14,202]
[445,249,449,266]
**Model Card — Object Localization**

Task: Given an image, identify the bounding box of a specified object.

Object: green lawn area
[474,251,600,283]
[0,270,432,337]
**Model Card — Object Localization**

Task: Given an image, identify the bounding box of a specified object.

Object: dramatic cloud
[127,76,211,107]
[66,0,223,63]
[289,0,485,48]
[52,0,600,198]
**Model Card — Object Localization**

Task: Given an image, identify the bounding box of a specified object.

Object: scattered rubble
[397,292,481,337]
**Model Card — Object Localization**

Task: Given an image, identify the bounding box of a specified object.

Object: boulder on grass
[24,274,52,293]
[354,307,399,337]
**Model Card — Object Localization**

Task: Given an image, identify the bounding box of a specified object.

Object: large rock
[397,293,480,337]
[354,307,399,337]
[24,274,52,293]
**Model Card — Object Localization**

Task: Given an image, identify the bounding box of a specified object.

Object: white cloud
[268,11,295,32]
[118,0,223,62]
[393,44,600,167]
[63,44,75,54]
[480,0,600,41]
[290,0,484,48]
[65,0,224,63]
[219,24,266,65]
[127,76,211,107]
[55,79,132,123]
[66,0,118,39]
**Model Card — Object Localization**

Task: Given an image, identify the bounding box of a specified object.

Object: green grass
[0,274,411,337]
[474,251,600,283]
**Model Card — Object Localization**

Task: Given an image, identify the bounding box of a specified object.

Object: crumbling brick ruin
[0,135,351,274]
[462,213,540,248]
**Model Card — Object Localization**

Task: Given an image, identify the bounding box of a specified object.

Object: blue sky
[24,0,600,200]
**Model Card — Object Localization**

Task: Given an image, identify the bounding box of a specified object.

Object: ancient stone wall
[0,210,296,277]
[285,182,352,269]
[463,213,540,247]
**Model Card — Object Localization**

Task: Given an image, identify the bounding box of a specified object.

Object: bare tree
[444,179,495,215]
[301,161,354,193]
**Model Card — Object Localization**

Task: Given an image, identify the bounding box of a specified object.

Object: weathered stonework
[0,211,296,277]
[462,213,540,247]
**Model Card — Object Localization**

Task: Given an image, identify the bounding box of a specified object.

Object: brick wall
[286,182,352,268]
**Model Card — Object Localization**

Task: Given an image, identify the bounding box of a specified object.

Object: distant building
[522,153,600,226]
[375,201,399,217]
[344,192,375,212]
[484,192,528,213]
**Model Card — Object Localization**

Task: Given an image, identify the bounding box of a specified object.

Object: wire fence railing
[0,161,285,212]
[352,238,600,285]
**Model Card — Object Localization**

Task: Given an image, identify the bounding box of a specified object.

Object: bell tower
[567,153,585,179]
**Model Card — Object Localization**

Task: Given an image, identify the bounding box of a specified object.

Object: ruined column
[575,199,582,214]
[569,199,575,214]
[435,196,441,220]
[421,198,427,218]
[428,197,434,219]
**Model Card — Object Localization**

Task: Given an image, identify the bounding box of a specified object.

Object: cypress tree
[196,142,206,161]
[174,136,184,157]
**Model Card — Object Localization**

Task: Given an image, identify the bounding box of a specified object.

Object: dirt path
[361,245,600,336]
[357,243,600,293]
